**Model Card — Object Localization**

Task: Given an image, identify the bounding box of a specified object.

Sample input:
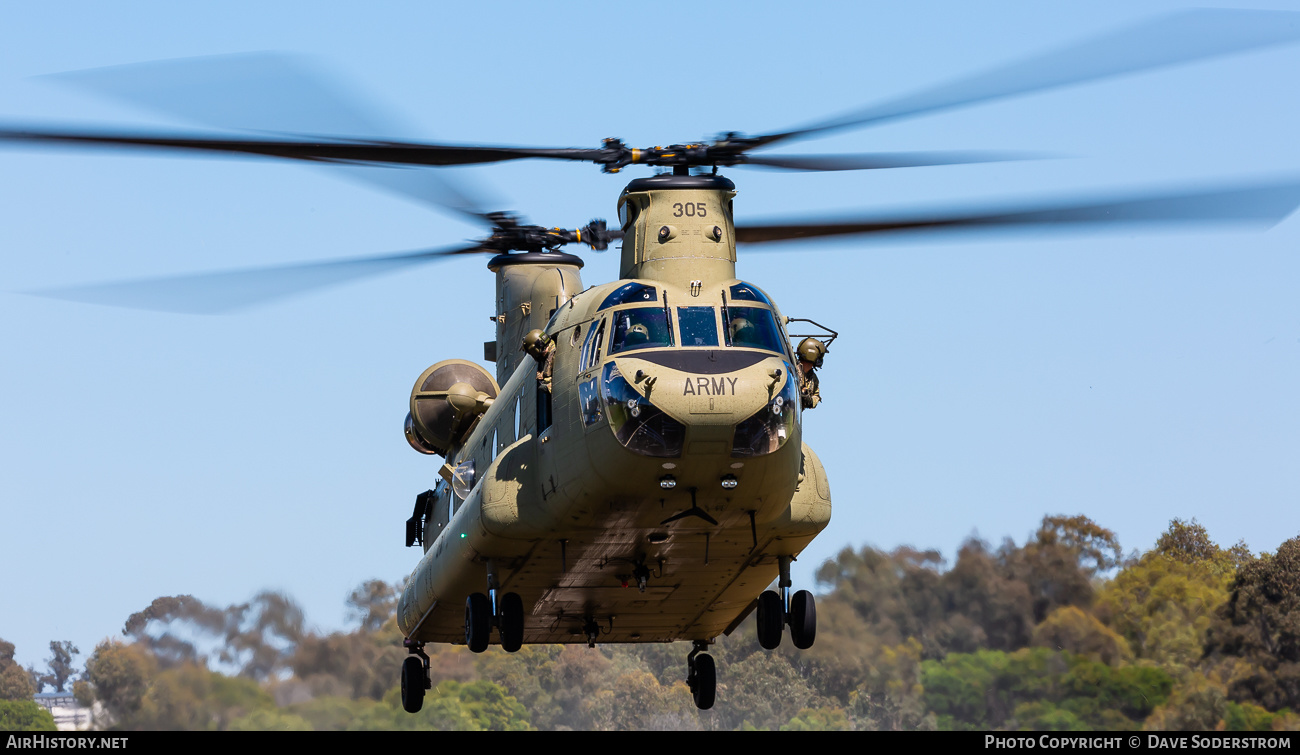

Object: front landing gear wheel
[756,590,784,649]
[465,592,491,653]
[499,591,524,653]
[690,654,716,710]
[400,656,425,713]
[789,589,817,649]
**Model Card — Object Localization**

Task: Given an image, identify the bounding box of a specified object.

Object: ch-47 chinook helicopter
[6,8,1300,712]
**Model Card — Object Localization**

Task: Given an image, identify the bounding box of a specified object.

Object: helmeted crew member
[729,317,756,346]
[522,329,556,392]
[796,337,827,409]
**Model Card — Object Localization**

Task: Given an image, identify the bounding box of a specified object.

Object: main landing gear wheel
[756,590,784,650]
[789,589,817,650]
[465,592,491,653]
[400,655,426,713]
[686,641,716,710]
[499,591,524,653]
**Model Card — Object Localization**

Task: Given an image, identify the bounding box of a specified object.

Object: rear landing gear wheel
[756,590,784,649]
[400,656,426,713]
[691,654,716,710]
[789,589,817,650]
[686,642,716,711]
[499,591,524,653]
[465,592,491,653]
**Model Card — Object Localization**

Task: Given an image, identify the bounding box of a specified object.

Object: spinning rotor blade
[739,150,1034,172]
[26,244,487,314]
[754,8,1300,149]
[0,127,606,168]
[5,10,1299,175]
[36,53,498,222]
[734,180,1300,245]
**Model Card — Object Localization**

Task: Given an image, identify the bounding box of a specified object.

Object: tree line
[2,515,1297,730]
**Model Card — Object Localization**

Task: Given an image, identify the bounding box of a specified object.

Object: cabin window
[677,307,719,347]
[609,307,673,355]
[499,401,515,449]
[725,306,786,354]
[452,460,476,502]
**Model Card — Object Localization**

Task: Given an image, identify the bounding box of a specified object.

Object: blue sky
[2,0,1299,672]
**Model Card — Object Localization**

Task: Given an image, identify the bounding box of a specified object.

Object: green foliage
[922,648,1172,730]
[0,700,57,731]
[1031,606,1132,666]
[346,580,398,634]
[36,641,80,693]
[710,648,823,731]
[1095,522,1238,672]
[83,640,156,727]
[781,706,851,730]
[1222,701,1285,732]
[1206,536,1300,712]
[64,520,1293,731]
[0,639,36,701]
[1143,674,1230,731]
[227,708,312,731]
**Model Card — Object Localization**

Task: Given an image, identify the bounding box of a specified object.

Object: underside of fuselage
[403,437,831,646]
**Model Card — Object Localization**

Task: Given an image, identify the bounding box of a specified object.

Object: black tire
[692,653,716,710]
[499,592,524,653]
[400,656,425,713]
[465,592,491,653]
[789,590,817,650]
[756,590,784,650]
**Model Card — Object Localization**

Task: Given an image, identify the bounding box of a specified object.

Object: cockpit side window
[579,317,606,373]
[609,307,673,354]
[677,307,719,347]
[725,306,786,354]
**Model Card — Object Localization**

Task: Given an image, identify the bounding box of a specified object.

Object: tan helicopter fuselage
[398,174,831,645]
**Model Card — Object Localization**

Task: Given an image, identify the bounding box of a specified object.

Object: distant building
[32,691,90,731]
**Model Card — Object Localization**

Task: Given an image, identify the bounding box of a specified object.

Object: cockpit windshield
[729,282,773,306]
[725,306,786,354]
[609,307,673,354]
[599,282,657,312]
[677,307,719,347]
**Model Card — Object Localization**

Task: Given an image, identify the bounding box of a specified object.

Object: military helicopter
[5,8,1300,713]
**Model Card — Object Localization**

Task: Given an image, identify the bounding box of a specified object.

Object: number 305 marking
[672,202,707,218]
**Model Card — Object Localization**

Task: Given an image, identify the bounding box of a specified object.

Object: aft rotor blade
[754,8,1300,149]
[24,244,488,314]
[734,180,1300,245]
[41,53,499,222]
[739,150,1035,172]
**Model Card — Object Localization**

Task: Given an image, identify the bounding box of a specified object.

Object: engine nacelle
[405,359,499,457]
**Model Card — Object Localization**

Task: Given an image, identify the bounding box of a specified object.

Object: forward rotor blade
[739,150,1035,172]
[755,8,1300,149]
[734,180,1300,245]
[42,53,498,222]
[0,127,608,168]
[24,244,488,314]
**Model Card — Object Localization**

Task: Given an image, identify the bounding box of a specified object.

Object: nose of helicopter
[608,349,800,458]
